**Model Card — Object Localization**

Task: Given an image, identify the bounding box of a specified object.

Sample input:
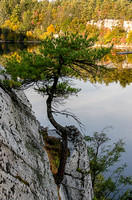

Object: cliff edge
[0,83,93,200]
[0,85,59,200]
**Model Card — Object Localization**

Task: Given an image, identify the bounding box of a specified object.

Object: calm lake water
[25,79,132,177]
[1,43,132,178]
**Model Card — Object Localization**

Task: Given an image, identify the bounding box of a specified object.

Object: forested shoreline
[0,0,132,45]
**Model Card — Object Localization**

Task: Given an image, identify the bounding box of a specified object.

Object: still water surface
[25,79,132,177]
[1,43,132,177]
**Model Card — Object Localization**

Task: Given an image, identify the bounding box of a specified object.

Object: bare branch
[52,107,85,132]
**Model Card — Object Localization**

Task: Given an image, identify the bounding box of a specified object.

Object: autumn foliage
[0,0,131,44]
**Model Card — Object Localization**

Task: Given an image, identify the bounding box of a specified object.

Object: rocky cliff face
[0,86,59,200]
[87,19,132,32]
[0,84,93,200]
[60,126,93,200]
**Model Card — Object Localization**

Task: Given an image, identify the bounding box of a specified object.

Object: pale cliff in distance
[87,19,132,32]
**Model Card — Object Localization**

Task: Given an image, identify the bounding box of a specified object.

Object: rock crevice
[0,83,93,200]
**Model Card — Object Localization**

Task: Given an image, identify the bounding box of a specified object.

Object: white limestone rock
[53,126,93,200]
[0,82,93,200]
[0,86,59,200]
[87,19,132,32]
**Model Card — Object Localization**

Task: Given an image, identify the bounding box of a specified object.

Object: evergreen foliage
[5,33,111,86]
[5,33,112,185]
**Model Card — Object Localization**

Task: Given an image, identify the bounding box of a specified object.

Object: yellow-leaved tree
[47,24,55,34]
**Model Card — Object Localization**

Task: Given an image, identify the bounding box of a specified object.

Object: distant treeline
[0,0,132,44]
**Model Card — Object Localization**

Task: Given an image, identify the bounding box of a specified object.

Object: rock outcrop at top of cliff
[0,81,93,199]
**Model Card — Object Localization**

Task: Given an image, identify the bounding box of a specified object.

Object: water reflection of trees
[88,67,132,88]
[102,49,132,68]
[1,44,132,88]
[0,42,40,55]
[0,43,40,65]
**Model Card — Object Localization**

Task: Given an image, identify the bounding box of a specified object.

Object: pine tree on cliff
[5,33,111,185]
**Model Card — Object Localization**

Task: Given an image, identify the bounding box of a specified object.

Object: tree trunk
[46,94,69,185]
[46,64,69,184]
[56,131,68,185]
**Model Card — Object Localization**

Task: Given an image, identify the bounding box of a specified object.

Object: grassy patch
[41,128,70,178]
[41,128,62,176]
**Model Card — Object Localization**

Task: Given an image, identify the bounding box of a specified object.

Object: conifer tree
[5,33,111,184]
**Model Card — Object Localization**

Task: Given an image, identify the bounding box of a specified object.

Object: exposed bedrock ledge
[0,84,93,200]
[48,127,93,200]
[0,86,59,200]
[60,126,93,200]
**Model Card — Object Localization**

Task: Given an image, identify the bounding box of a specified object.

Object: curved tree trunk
[46,95,68,185]
[46,66,69,184]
